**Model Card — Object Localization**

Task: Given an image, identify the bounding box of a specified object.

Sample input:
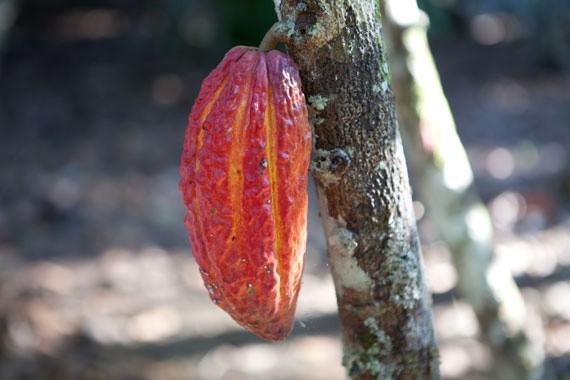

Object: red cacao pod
[179,46,312,340]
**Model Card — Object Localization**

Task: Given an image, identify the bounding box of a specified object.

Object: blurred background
[0,0,569,379]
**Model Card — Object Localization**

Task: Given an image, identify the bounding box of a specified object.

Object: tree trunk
[272,1,440,378]
[382,1,546,379]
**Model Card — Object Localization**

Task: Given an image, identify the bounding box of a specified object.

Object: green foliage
[417,0,461,38]
[213,0,275,47]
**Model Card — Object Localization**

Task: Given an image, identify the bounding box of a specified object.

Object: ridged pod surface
[179,46,312,340]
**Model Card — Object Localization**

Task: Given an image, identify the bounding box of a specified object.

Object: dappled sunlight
[385,0,422,27]
[496,234,565,278]
[468,142,568,191]
[439,341,491,379]
[482,80,529,114]
[0,243,345,378]
[545,323,570,356]
[423,242,458,294]
[295,272,337,316]
[152,74,185,106]
[179,9,217,48]
[486,147,515,179]
[1,0,570,378]
[55,9,128,40]
[144,337,344,380]
[127,306,182,343]
[469,13,524,45]
[543,282,570,321]
[0,243,340,354]
[434,302,479,340]
[489,191,526,231]
[413,200,426,221]
[2,219,570,378]
[32,261,76,295]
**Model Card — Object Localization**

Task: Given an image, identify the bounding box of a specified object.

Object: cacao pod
[179,46,312,340]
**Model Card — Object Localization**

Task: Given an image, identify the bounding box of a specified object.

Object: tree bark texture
[382,2,546,379]
[272,1,440,379]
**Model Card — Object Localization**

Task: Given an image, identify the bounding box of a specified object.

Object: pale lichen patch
[342,316,396,378]
[308,94,329,111]
[313,185,369,297]
[314,117,326,125]
[295,1,308,12]
[328,226,358,257]
[327,224,367,295]
[372,81,389,94]
[274,20,296,38]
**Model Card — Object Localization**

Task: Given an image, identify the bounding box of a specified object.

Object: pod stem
[259,23,289,52]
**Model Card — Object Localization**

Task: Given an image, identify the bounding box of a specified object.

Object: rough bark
[382,2,545,379]
[272,1,440,378]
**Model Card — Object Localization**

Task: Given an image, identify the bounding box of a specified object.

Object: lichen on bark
[273,0,440,378]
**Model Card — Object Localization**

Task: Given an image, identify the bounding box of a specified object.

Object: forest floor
[0,3,570,380]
